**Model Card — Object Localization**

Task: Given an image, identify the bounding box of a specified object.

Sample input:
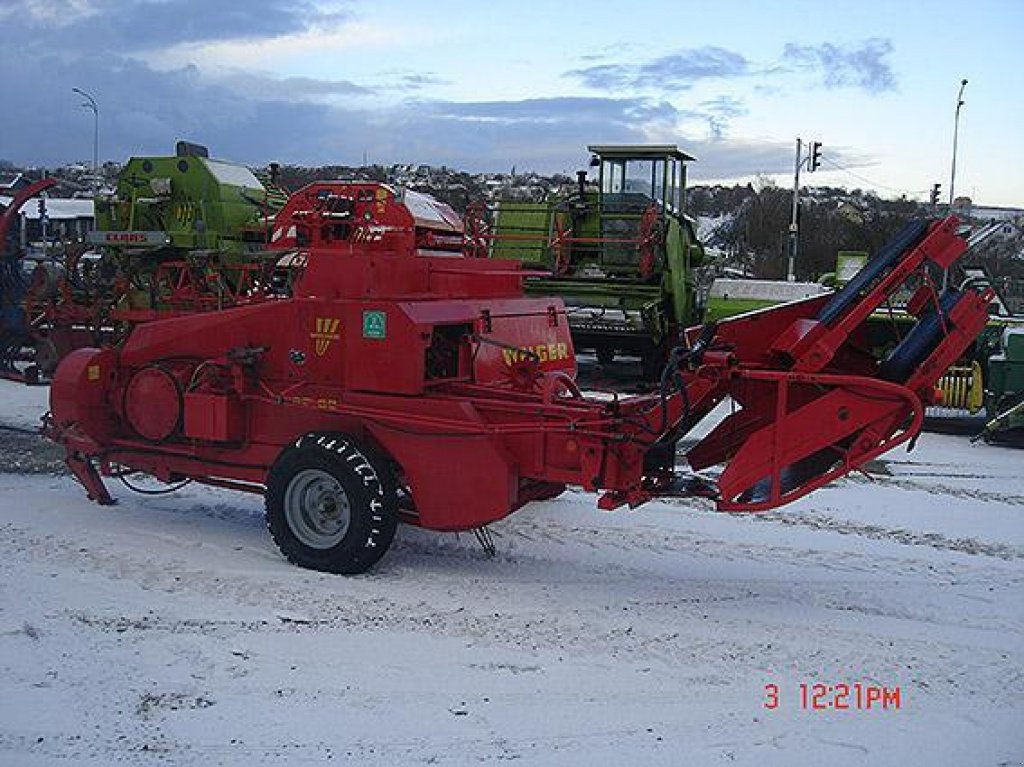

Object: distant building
[0,172,31,194]
[968,205,1023,223]
[0,194,94,246]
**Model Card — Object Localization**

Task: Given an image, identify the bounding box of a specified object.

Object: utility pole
[943,78,967,291]
[788,138,823,282]
[38,195,48,257]
[949,78,968,208]
[72,87,99,189]
[788,138,802,283]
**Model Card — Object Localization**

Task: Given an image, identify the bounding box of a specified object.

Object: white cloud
[18,0,98,25]
[146,21,423,71]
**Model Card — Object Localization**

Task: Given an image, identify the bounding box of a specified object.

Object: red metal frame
[1,178,61,381]
[0,178,58,246]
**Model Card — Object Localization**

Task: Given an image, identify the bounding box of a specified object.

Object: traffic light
[37,198,46,216]
[809,142,822,171]
[930,183,941,205]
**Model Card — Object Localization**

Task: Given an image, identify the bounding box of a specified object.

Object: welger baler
[45,182,992,574]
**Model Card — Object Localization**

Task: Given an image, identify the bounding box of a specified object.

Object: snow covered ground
[0,380,1022,766]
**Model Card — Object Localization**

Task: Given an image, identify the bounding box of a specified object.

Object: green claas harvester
[90,140,286,260]
[468,145,705,378]
[24,141,289,376]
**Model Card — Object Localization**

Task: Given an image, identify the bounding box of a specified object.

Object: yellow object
[937,363,984,413]
[969,361,984,413]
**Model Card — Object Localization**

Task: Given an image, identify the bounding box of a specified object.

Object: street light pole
[788,137,802,283]
[948,78,968,208]
[71,87,99,187]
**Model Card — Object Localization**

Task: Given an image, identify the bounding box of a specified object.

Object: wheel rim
[283,469,352,549]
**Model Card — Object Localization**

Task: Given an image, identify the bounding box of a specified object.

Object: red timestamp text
[763,682,902,711]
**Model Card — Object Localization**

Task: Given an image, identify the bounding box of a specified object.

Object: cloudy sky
[1,0,1021,205]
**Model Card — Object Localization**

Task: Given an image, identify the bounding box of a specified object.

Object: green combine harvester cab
[479,145,705,377]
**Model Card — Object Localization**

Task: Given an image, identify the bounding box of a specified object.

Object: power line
[818,155,929,197]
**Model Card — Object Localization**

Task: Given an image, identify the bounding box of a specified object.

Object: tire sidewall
[266,433,398,574]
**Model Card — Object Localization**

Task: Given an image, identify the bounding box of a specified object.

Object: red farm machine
[44,180,992,574]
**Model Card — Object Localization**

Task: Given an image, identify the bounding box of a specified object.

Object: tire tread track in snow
[1,492,1021,715]
[1,390,1023,766]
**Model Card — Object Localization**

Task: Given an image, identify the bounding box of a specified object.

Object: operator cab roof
[587,144,697,162]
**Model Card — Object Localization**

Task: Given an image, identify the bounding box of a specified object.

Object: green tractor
[475,145,705,378]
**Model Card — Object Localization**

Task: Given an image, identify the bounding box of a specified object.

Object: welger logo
[310,317,341,356]
[502,343,570,366]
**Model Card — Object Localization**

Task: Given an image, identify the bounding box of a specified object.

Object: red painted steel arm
[0,178,58,250]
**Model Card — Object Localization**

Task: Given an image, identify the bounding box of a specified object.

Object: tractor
[44,179,993,574]
[470,145,705,378]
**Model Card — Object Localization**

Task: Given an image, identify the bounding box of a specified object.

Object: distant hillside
[689,182,1023,289]
[688,181,931,280]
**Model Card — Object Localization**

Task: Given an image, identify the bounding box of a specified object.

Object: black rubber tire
[266,433,399,574]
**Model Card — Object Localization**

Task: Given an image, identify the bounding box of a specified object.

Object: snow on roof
[0,195,94,220]
[969,205,1024,222]
[587,144,697,162]
[0,172,25,190]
